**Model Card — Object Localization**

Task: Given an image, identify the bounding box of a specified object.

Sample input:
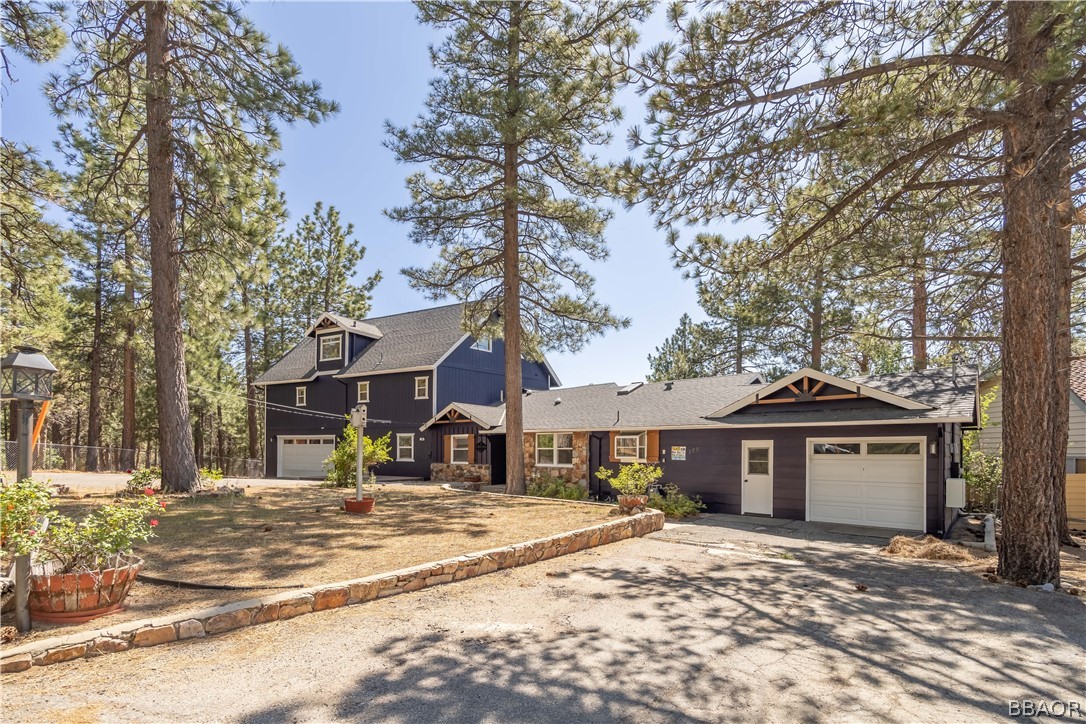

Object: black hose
[137,573,305,591]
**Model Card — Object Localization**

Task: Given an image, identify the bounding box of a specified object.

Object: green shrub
[1,478,54,554]
[325,426,393,488]
[647,483,705,519]
[125,467,161,495]
[527,474,588,500]
[595,462,663,496]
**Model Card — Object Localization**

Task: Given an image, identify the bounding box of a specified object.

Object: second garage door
[808,438,926,531]
[279,437,336,478]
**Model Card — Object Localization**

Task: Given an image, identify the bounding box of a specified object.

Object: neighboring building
[253,303,558,479]
[423,366,979,535]
[977,357,1086,474]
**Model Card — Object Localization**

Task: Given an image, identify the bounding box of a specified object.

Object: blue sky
[2,1,757,388]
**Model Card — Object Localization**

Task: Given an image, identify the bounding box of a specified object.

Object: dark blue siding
[264,375,351,477]
[436,336,551,410]
[315,332,347,373]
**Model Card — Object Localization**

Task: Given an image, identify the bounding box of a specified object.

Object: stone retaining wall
[430,462,492,483]
[1,508,663,674]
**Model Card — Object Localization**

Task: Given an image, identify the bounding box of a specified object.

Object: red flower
[160,501,167,509]
[125,469,133,474]
[144,487,154,496]
[27,530,36,536]
[150,519,159,527]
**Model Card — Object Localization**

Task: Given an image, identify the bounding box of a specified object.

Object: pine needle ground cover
[14,485,608,643]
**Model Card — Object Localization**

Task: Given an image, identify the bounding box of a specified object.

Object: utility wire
[187,384,404,426]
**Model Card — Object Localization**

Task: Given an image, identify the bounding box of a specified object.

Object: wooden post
[14,553,30,632]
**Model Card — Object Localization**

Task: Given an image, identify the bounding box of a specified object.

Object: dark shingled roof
[255,303,468,385]
[1071,357,1086,404]
[478,366,976,432]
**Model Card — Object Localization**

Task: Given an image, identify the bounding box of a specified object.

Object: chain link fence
[1,441,263,477]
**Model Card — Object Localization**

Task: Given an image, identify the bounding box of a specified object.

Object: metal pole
[16,399,34,482]
[355,421,365,501]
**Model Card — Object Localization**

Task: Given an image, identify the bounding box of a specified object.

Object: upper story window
[450,434,470,464]
[415,376,430,399]
[471,337,492,352]
[536,433,573,467]
[615,431,647,462]
[295,386,307,407]
[319,335,342,362]
[357,380,370,403]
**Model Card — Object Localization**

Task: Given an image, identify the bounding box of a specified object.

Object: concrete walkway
[654,513,919,549]
[3,528,1082,722]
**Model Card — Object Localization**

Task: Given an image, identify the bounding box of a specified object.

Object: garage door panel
[808,439,925,531]
[280,438,335,478]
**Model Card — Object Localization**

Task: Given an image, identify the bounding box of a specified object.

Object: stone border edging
[1,507,663,674]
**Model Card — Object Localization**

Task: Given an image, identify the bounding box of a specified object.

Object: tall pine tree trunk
[810,273,823,370]
[120,233,137,470]
[85,230,104,472]
[997,1,1071,585]
[502,1,525,495]
[242,286,260,462]
[146,1,198,492]
[911,266,928,371]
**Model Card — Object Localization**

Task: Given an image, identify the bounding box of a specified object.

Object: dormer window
[319,335,342,362]
[471,337,492,352]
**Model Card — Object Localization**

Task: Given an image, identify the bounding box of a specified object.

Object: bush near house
[963,386,1001,512]
[527,473,589,501]
[595,462,663,496]
[325,427,392,487]
[647,483,705,519]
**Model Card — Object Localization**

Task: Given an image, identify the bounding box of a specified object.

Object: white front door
[742,441,774,515]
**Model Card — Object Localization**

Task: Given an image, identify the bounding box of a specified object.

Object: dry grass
[883,535,978,563]
[9,483,610,643]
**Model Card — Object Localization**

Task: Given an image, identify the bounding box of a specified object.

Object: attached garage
[807,437,926,531]
[277,436,336,479]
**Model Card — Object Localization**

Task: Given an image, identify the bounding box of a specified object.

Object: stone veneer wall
[523,431,591,487]
[1,508,663,675]
[430,462,491,483]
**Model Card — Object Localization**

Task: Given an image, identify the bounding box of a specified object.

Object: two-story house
[253,303,559,480]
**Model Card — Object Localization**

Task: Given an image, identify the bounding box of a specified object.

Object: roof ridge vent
[618,381,644,395]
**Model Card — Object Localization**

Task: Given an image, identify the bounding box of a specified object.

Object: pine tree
[631,1,1084,584]
[387,0,649,494]
[49,1,337,491]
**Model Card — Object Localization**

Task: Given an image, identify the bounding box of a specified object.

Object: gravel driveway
[3,526,1083,723]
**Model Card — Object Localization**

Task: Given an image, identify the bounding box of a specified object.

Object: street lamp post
[1,346,57,633]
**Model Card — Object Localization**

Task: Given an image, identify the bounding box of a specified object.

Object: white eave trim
[514,416,973,433]
[335,365,434,380]
[709,367,931,418]
[305,312,383,340]
[420,403,505,431]
[252,370,339,387]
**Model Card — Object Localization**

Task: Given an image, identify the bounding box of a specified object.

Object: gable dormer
[307,312,383,372]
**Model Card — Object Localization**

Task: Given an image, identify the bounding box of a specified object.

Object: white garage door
[279,437,336,478]
[808,438,926,530]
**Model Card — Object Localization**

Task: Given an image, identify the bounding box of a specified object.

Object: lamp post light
[1,346,57,482]
[1,346,56,633]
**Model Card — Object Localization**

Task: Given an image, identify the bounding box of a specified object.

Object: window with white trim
[319,335,342,362]
[357,380,370,403]
[396,433,414,461]
[450,434,470,464]
[471,337,492,352]
[415,376,429,399]
[295,386,307,407]
[615,431,647,461]
[536,433,574,466]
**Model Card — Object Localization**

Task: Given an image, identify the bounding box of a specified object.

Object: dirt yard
[8,484,610,643]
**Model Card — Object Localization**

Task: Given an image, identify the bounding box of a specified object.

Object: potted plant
[1,477,163,624]
[325,428,392,514]
[595,463,664,514]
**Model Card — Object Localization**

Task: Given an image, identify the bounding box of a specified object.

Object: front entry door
[742,441,774,515]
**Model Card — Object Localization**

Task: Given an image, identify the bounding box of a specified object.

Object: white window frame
[535,432,574,467]
[471,337,492,352]
[319,335,342,362]
[614,431,647,462]
[396,433,415,462]
[415,375,430,400]
[357,380,370,403]
[295,386,307,407]
[450,434,470,465]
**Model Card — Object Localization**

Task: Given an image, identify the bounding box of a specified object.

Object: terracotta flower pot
[617,494,649,514]
[344,497,376,515]
[28,554,143,624]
